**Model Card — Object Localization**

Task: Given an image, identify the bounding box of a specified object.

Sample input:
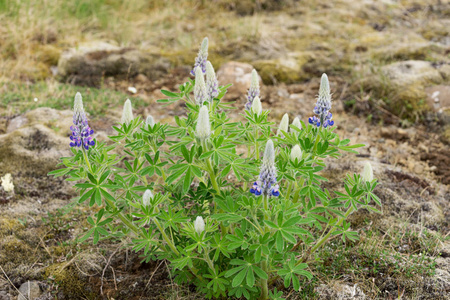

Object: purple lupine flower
[245,69,260,110]
[190,37,208,76]
[250,140,280,197]
[70,92,95,150]
[205,61,218,102]
[308,73,334,128]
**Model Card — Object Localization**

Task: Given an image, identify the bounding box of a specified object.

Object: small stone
[18,281,41,300]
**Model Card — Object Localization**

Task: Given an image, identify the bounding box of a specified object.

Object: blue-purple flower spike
[191,37,208,76]
[308,73,334,128]
[70,92,95,150]
[250,140,280,197]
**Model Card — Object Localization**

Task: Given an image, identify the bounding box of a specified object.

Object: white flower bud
[290,117,302,132]
[290,145,302,162]
[262,139,275,167]
[1,173,14,193]
[194,216,205,234]
[319,73,331,105]
[194,67,207,105]
[195,105,211,140]
[251,96,262,116]
[121,99,134,124]
[361,162,374,182]
[146,115,155,128]
[74,92,84,114]
[200,37,208,56]
[250,69,260,92]
[277,113,289,136]
[142,189,154,206]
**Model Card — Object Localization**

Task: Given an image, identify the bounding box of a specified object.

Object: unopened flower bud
[146,115,155,128]
[74,92,84,114]
[194,216,205,234]
[290,117,302,132]
[121,99,134,124]
[205,61,218,102]
[251,96,262,116]
[195,105,211,140]
[277,113,289,136]
[290,145,302,162]
[194,67,207,105]
[143,189,154,206]
[319,73,331,104]
[1,173,14,193]
[361,162,374,182]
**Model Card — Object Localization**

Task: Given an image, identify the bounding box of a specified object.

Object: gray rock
[0,291,10,300]
[381,60,444,87]
[0,124,70,176]
[58,41,170,86]
[7,108,72,134]
[17,281,41,300]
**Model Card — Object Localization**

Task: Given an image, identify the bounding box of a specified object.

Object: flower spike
[308,73,334,128]
[245,69,260,110]
[205,61,219,102]
[250,140,280,197]
[191,37,209,76]
[69,92,95,150]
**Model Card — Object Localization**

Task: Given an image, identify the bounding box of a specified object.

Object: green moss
[45,263,96,299]
[0,236,35,270]
[0,217,23,237]
[37,44,62,66]
[253,59,303,84]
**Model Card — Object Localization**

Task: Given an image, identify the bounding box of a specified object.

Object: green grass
[1,80,147,117]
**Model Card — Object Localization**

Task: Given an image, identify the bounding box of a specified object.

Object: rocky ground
[1,0,449,299]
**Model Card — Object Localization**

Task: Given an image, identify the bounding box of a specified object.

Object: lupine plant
[49,38,381,300]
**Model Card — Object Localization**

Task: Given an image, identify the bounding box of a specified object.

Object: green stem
[206,159,220,194]
[254,126,259,160]
[296,206,355,266]
[260,260,269,300]
[154,218,179,255]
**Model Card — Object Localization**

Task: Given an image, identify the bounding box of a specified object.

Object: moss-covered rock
[253,53,311,84]
[58,42,170,87]
[360,60,449,120]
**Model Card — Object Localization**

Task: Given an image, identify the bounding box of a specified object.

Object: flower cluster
[308,73,334,128]
[190,37,209,76]
[245,69,260,110]
[250,140,280,197]
[70,93,95,150]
